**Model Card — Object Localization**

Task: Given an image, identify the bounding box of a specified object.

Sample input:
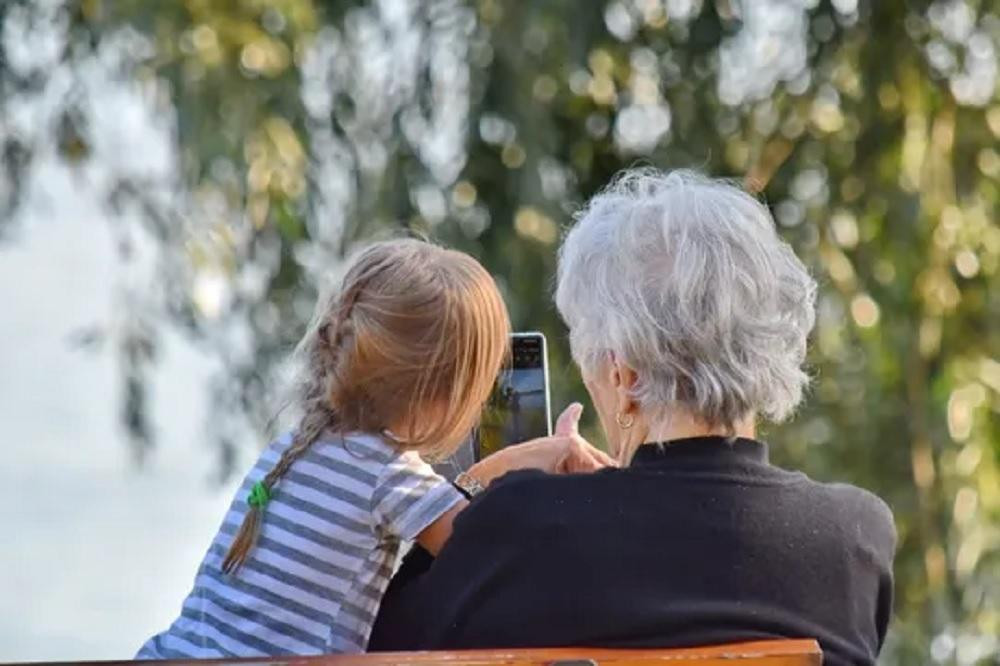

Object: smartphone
[475,332,552,461]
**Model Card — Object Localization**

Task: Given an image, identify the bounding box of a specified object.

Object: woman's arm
[370,471,550,652]
[367,543,436,650]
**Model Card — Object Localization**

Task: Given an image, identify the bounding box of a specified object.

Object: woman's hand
[466,403,617,487]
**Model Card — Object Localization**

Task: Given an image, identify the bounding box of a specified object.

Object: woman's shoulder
[793,474,897,556]
[797,473,893,520]
[819,479,893,515]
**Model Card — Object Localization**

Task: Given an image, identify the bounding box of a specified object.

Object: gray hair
[555,169,817,431]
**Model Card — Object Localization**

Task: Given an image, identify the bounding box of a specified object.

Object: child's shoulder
[251,431,404,508]
[301,430,406,470]
[267,429,433,491]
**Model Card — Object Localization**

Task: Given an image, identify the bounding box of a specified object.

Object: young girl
[136,239,515,657]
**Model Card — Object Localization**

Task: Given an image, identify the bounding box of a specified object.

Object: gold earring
[616,411,634,429]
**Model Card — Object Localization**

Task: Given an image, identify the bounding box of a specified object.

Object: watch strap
[453,471,486,498]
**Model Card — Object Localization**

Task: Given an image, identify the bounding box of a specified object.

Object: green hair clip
[247,481,270,509]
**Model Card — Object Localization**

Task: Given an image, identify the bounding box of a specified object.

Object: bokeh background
[1,0,998,663]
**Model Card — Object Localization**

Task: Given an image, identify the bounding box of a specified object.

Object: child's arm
[415,500,467,555]
[413,404,617,554]
[373,453,471,554]
[379,406,614,555]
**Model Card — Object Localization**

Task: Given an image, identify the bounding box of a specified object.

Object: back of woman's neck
[641,411,756,445]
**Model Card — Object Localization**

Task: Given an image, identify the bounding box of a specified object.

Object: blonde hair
[223,239,510,573]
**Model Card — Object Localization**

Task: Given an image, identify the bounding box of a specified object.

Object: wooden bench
[85,640,821,665]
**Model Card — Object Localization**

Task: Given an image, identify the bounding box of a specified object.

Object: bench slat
[61,639,821,666]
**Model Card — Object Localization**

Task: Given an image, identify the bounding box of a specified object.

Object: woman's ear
[610,355,640,415]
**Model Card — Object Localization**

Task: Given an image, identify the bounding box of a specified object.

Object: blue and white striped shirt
[137,431,463,657]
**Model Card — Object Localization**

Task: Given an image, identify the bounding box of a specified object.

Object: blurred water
[0,185,240,660]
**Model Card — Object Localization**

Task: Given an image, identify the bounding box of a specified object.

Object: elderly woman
[369,170,896,666]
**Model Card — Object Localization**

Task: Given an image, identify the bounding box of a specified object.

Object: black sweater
[369,437,896,666]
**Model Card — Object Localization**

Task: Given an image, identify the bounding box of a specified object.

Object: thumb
[554,402,583,437]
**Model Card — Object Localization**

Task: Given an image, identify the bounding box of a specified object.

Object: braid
[222,285,362,574]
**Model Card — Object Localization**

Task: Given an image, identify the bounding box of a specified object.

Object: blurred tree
[1,0,998,663]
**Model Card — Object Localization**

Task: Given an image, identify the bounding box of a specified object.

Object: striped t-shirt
[136,431,463,657]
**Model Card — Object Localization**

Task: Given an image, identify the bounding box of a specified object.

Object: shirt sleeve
[371,451,464,541]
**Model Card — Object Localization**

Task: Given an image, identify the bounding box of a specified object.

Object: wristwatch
[453,471,486,498]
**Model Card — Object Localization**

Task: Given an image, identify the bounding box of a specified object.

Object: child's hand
[466,403,617,487]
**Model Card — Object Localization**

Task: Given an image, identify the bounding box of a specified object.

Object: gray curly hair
[555,169,817,433]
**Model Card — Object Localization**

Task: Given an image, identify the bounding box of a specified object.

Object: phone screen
[476,333,551,461]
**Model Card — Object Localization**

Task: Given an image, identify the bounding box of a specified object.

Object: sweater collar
[629,436,769,467]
